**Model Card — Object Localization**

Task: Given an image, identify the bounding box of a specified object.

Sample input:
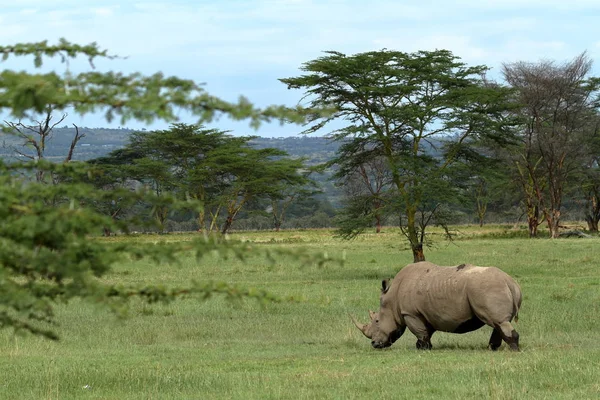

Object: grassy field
[1,226,599,399]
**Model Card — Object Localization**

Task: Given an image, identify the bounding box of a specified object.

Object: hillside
[0,127,341,163]
[0,127,345,210]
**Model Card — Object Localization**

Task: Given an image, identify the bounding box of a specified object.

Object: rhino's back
[393,262,520,332]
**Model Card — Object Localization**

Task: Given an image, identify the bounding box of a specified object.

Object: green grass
[1,227,599,399]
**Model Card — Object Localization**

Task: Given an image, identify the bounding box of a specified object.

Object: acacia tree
[581,166,600,231]
[91,124,312,234]
[111,125,230,231]
[576,116,600,231]
[267,169,315,232]
[281,49,515,261]
[503,53,600,238]
[0,39,322,339]
[214,146,309,234]
[86,149,141,236]
[456,148,513,227]
[328,137,394,234]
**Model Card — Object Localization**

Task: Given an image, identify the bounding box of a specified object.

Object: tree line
[89,124,319,235]
[281,49,600,261]
[5,50,600,253]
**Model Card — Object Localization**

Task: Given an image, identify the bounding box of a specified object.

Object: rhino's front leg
[416,338,433,350]
[404,314,434,350]
[488,329,503,351]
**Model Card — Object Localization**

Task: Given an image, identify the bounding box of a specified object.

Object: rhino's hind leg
[496,321,520,351]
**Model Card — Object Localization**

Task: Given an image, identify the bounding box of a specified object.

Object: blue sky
[1,0,599,137]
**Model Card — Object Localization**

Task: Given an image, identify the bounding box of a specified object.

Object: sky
[1,0,600,137]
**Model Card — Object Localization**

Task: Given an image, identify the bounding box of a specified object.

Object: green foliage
[0,39,320,339]
[282,49,517,260]
[0,39,311,127]
[1,159,311,339]
[502,53,600,237]
[88,123,315,233]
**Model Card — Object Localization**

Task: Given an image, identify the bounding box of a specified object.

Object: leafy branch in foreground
[0,38,316,128]
[0,155,338,340]
[0,39,333,339]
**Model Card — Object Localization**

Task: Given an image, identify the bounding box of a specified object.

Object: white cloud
[20,8,39,15]
[373,34,488,61]
[1,0,599,134]
[91,7,115,17]
[455,0,600,10]
[1,1,598,73]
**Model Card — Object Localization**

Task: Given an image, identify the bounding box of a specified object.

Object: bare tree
[339,156,393,233]
[3,107,85,183]
[503,53,600,238]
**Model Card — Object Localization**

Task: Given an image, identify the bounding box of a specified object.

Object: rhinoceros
[351,261,522,351]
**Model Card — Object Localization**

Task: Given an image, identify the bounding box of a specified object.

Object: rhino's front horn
[350,314,371,339]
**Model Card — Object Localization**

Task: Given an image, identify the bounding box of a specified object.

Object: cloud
[20,8,39,15]
[454,0,600,10]
[3,1,595,70]
[1,0,599,134]
[373,35,487,61]
[91,7,115,17]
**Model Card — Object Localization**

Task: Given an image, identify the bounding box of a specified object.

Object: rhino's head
[351,279,406,349]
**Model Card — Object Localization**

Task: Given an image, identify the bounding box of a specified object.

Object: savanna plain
[1,225,599,399]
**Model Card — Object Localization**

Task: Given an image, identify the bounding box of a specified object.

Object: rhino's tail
[510,280,522,323]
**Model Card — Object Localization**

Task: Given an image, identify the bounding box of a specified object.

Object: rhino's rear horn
[350,314,371,339]
[369,310,376,321]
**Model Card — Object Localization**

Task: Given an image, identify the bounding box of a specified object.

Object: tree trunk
[375,214,382,233]
[208,206,221,232]
[155,207,168,233]
[547,208,561,238]
[527,218,538,238]
[197,209,206,233]
[406,206,425,262]
[585,217,598,232]
[103,226,112,237]
[221,215,234,235]
[411,242,425,263]
[585,194,600,232]
[476,192,487,228]
[586,216,598,232]
[221,196,246,235]
[272,211,282,232]
[526,203,540,238]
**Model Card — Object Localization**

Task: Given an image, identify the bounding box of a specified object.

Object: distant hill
[0,127,135,162]
[0,127,341,163]
[0,126,455,213]
[0,127,345,207]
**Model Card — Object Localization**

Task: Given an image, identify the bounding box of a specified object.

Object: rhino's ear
[381,279,390,294]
